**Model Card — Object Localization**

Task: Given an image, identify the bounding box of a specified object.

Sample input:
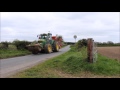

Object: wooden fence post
[87,38,93,63]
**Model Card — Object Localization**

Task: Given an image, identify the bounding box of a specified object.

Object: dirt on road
[97,46,120,60]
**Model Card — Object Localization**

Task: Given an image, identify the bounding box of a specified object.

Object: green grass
[8,44,17,50]
[9,46,120,78]
[0,49,31,59]
[0,44,66,59]
[0,45,31,59]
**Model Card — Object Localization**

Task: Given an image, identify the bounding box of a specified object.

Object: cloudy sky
[0,12,119,43]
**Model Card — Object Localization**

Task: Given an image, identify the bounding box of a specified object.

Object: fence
[87,38,97,63]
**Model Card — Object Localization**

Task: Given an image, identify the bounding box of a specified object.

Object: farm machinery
[26,33,63,54]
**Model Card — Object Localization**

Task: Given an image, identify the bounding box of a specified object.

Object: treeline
[0,40,31,50]
[70,39,120,49]
[0,39,67,50]
[1,39,119,50]
[96,41,120,47]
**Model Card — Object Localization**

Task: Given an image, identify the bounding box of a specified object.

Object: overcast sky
[0,12,119,43]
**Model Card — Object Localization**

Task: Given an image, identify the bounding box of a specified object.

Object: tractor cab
[38,34,48,39]
[37,33,53,43]
[47,33,52,40]
[38,33,52,40]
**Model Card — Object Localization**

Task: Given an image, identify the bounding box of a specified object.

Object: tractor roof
[41,33,52,36]
[41,33,48,36]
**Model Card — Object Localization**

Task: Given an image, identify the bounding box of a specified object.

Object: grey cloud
[1,12,119,43]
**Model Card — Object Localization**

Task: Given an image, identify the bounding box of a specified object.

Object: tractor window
[48,34,52,40]
[41,36,44,39]
[42,36,47,39]
[44,36,47,39]
[39,36,41,39]
[49,35,52,38]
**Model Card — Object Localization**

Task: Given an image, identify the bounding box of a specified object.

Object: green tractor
[26,33,60,54]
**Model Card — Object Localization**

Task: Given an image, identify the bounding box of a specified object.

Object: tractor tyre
[53,42,59,52]
[45,44,52,53]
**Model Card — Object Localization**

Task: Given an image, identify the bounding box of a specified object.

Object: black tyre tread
[53,41,59,52]
[45,44,52,53]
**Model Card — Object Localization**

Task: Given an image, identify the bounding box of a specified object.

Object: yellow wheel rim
[48,45,52,52]
[56,44,59,50]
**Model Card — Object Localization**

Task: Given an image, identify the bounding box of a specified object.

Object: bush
[75,39,87,50]
[0,41,9,49]
[13,40,31,50]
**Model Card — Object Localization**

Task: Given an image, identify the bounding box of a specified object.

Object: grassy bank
[0,49,31,59]
[9,45,120,78]
[0,44,67,59]
[0,45,31,59]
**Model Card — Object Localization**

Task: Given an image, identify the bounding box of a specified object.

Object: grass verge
[0,44,31,59]
[0,49,31,59]
[9,46,120,78]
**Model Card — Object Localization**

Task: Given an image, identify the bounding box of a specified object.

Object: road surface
[0,45,70,78]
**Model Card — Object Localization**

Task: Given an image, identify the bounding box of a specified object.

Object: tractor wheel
[53,42,59,52]
[45,44,52,53]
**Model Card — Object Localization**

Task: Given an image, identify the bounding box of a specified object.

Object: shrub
[0,41,9,49]
[13,40,31,50]
[75,39,87,50]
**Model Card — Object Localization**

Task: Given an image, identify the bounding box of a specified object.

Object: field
[97,46,120,61]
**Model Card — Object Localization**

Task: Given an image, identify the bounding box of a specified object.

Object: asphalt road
[0,45,70,78]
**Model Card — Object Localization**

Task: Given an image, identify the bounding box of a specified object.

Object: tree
[107,41,114,45]
[0,41,9,49]
[13,39,31,50]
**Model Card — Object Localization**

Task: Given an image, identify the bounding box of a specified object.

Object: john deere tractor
[26,33,62,54]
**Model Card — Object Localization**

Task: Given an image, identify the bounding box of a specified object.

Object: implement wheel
[53,42,59,52]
